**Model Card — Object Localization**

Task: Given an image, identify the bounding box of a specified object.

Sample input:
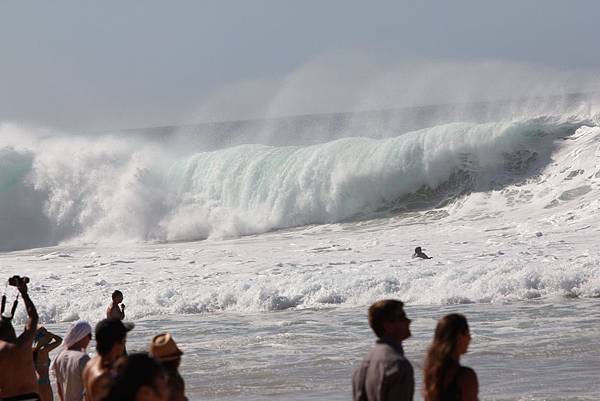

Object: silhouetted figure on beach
[352,299,414,401]
[107,290,125,320]
[413,247,432,259]
[103,353,169,401]
[0,275,40,401]
[423,314,479,401]
[149,333,188,401]
[33,327,63,401]
[83,319,133,401]
[52,320,92,401]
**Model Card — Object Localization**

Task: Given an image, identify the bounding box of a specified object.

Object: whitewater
[1,104,600,400]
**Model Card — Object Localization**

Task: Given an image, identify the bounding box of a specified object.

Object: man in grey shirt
[352,299,414,401]
[52,320,92,401]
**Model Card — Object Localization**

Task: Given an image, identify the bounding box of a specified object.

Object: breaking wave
[0,114,596,252]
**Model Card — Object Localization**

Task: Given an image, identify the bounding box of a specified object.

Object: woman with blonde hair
[423,314,478,401]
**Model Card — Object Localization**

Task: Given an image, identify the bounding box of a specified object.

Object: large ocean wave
[0,114,596,252]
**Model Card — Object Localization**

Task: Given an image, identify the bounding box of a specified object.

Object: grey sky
[1,1,598,132]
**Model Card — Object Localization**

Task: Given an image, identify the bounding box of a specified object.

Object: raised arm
[16,278,39,346]
[44,332,63,353]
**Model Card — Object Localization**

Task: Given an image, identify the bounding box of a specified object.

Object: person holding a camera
[0,275,40,401]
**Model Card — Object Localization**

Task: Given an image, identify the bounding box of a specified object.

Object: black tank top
[440,365,467,401]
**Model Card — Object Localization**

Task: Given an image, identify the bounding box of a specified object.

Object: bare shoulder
[457,366,479,401]
[83,355,98,378]
[458,367,478,384]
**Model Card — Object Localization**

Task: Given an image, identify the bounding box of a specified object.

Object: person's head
[368,299,411,342]
[104,353,169,401]
[0,318,17,343]
[424,314,471,401]
[95,318,134,358]
[64,320,93,351]
[112,290,124,304]
[149,333,183,370]
[415,247,422,254]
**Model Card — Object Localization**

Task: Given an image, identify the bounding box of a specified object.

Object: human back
[0,335,39,398]
[53,350,90,401]
[53,320,92,401]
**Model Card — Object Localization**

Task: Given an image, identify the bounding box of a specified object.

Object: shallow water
[39,299,600,400]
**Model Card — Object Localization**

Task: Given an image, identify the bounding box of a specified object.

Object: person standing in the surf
[106,291,125,320]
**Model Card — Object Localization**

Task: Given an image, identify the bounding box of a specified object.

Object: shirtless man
[106,291,125,320]
[83,319,133,401]
[0,276,40,401]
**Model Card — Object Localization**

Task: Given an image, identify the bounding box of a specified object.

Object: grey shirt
[352,338,414,401]
[52,350,90,401]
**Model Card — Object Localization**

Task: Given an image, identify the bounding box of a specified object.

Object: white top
[52,350,91,401]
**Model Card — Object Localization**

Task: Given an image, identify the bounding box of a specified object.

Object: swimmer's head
[415,247,422,253]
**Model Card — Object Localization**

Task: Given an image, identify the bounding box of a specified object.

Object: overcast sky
[1,1,599,132]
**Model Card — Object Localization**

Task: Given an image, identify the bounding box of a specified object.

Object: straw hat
[150,333,183,361]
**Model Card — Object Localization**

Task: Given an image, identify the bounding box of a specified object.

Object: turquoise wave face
[165,117,583,229]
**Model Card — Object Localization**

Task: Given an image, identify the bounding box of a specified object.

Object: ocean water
[1,100,600,400]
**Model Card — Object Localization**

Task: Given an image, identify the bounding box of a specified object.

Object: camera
[8,275,30,287]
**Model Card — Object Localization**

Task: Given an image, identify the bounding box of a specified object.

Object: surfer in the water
[413,246,432,259]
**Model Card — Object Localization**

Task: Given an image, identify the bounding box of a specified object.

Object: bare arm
[16,280,38,346]
[43,333,63,353]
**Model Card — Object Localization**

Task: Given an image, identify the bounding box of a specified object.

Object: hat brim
[155,350,183,362]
